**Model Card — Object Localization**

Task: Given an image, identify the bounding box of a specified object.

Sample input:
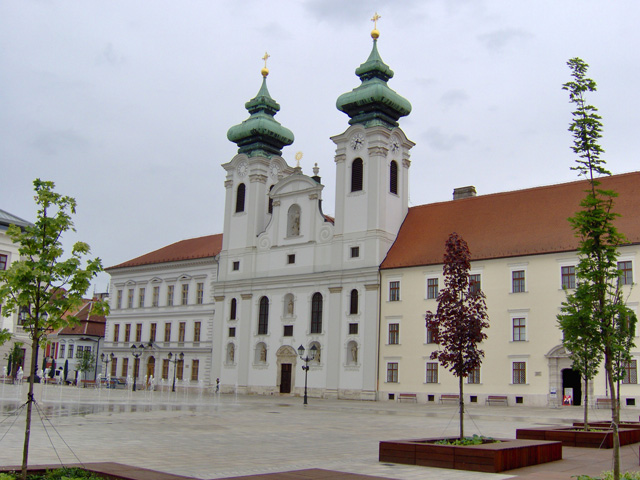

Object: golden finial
[371,12,381,39]
[295,151,303,168]
[261,52,270,77]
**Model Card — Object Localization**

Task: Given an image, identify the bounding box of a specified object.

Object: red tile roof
[56,299,106,337]
[381,172,640,269]
[106,234,223,270]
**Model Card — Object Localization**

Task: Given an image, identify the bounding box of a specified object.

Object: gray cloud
[31,129,90,156]
[477,28,533,52]
[422,127,469,151]
[97,43,126,66]
[440,89,469,107]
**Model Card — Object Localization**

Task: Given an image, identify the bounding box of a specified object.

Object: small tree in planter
[426,232,489,439]
[76,349,96,387]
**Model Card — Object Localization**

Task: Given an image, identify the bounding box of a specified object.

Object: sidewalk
[0,383,638,479]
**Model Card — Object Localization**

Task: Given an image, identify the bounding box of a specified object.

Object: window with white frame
[622,359,637,384]
[468,366,480,384]
[512,361,526,384]
[138,288,145,308]
[469,274,482,295]
[152,286,160,307]
[0,254,7,270]
[426,362,438,383]
[388,323,399,344]
[427,277,438,299]
[386,362,398,383]
[618,261,633,286]
[512,269,526,293]
[389,281,400,301]
[512,318,526,341]
[561,265,576,289]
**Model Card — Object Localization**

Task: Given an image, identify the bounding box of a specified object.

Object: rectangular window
[469,274,481,294]
[150,323,157,342]
[196,283,204,305]
[164,322,171,342]
[138,288,145,308]
[127,289,134,308]
[167,285,174,306]
[427,278,438,299]
[135,323,142,342]
[513,361,526,384]
[152,286,160,307]
[194,321,201,343]
[426,363,438,383]
[113,324,120,343]
[561,266,576,289]
[287,254,295,264]
[283,325,293,337]
[388,323,399,344]
[110,358,118,378]
[116,290,123,309]
[229,327,236,338]
[124,324,131,342]
[181,284,189,305]
[232,261,240,271]
[178,322,186,343]
[68,345,74,359]
[389,281,400,301]
[512,318,526,341]
[121,357,129,377]
[426,326,437,344]
[618,261,633,285]
[623,360,637,384]
[350,246,360,258]
[177,359,184,380]
[386,362,398,383]
[59,344,65,359]
[468,366,480,384]
[162,359,169,379]
[76,345,84,358]
[349,323,358,335]
[512,270,525,293]
[0,254,7,270]
[191,360,199,381]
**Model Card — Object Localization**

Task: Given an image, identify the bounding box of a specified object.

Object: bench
[440,394,460,404]
[596,397,612,409]
[486,395,508,406]
[398,393,417,403]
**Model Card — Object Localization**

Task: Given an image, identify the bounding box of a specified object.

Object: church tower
[222,56,294,269]
[333,18,414,267]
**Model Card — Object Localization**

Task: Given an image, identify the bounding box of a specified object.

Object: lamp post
[297,344,317,405]
[100,352,114,386]
[168,352,184,392]
[130,344,145,391]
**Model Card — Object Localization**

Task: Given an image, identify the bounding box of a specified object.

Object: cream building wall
[379,246,639,407]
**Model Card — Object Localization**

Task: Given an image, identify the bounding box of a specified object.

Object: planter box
[0,462,197,480]
[379,437,562,473]
[516,425,640,448]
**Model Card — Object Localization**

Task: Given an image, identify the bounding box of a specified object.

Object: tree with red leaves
[426,232,489,439]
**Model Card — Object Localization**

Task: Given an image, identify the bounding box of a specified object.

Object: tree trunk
[21,337,38,480]
[583,376,589,429]
[459,374,464,440]
[605,354,620,480]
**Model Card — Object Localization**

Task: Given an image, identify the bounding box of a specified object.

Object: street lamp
[297,344,317,405]
[100,352,114,386]
[130,344,145,391]
[167,352,184,392]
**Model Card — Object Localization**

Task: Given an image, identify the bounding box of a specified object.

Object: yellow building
[378,172,640,407]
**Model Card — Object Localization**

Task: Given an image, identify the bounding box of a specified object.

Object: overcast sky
[2,1,639,292]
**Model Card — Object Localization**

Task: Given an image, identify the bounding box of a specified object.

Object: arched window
[147,356,156,379]
[389,160,398,195]
[351,158,363,192]
[230,298,237,320]
[287,204,301,237]
[311,292,323,334]
[268,185,274,214]
[258,296,269,335]
[349,289,358,315]
[235,183,246,213]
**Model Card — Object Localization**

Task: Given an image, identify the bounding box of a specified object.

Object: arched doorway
[147,356,155,379]
[276,346,297,394]
[562,368,582,406]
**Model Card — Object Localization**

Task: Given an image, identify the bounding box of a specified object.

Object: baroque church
[104,24,413,400]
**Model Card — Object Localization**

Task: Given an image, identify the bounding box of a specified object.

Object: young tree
[0,179,104,480]
[425,232,489,439]
[558,58,637,480]
[76,349,96,387]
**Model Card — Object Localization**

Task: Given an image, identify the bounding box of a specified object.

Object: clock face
[269,162,281,179]
[390,137,400,153]
[350,133,365,150]
[237,161,248,178]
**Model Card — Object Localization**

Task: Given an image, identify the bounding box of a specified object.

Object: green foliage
[76,350,95,374]
[0,468,104,479]
[575,471,640,480]
[434,435,498,446]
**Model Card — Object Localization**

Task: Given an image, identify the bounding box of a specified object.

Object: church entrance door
[280,364,292,393]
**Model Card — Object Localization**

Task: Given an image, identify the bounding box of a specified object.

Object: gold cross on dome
[262,52,270,68]
[371,12,381,29]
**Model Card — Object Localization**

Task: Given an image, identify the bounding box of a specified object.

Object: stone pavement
[0,383,638,479]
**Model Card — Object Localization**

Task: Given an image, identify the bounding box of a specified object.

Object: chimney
[453,186,477,200]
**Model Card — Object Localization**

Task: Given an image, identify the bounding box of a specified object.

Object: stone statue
[260,344,267,362]
[351,343,358,364]
[228,343,235,363]
[287,298,294,316]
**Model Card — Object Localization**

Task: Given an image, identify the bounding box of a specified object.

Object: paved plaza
[0,383,639,479]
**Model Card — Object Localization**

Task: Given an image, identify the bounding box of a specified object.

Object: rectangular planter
[379,437,562,473]
[516,426,640,448]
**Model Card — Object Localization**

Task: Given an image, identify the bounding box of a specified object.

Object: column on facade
[361,283,380,399]
[324,286,343,398]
